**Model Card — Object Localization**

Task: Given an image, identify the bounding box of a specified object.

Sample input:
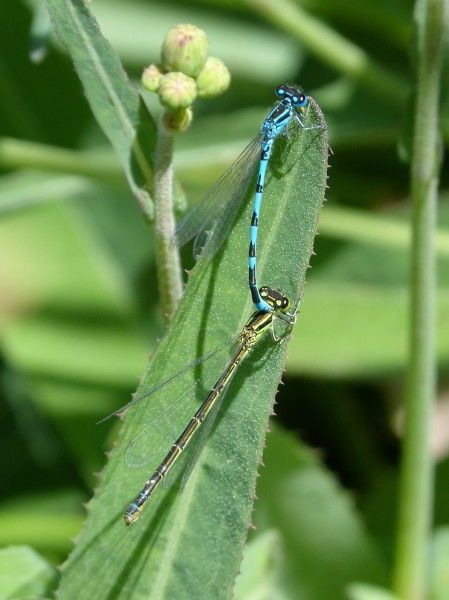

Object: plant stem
[153,118,184,321]
[245,0,406,104]
[393,1,446,598]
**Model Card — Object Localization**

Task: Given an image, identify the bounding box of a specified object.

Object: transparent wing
[179,380,229,491]
[97,337,233,424]
[123,336,240,470]
[161,352,235,492]
[124,381,200,468]
[174,135,262,259]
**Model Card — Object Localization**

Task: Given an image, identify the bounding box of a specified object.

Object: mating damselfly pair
[108,84,323,524]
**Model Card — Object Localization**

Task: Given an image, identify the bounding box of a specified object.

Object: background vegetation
[0,1,447,599]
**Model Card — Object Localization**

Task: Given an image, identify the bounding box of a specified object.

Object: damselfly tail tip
[124,507,141,526]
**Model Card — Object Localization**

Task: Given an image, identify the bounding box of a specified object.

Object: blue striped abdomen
[248,99,299,311]
[248,136,275,311]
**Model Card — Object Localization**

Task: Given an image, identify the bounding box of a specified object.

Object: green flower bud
[163,107,193,133]
[159,72,197,109]
[161,24,208,78]
[141,64,163,92]
[196,57,231,98]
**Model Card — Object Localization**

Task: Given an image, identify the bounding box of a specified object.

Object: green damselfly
[119,286,296,525]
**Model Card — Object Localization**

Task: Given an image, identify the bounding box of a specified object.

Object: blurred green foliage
[0,1,448,599]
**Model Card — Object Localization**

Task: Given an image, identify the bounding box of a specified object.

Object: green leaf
[287,284,449,378]
[285,199,449,378]
[3,316,147,388]
[0,546,57,599]
[0,140,122,192]
[346,583,399,600]
[234,530,284,600]
[319,205,449,259]
[27,0,51,64]
[0,171,94,215]
[244,0,406,104]
[254,427,387,600]
[0,491,84,555]
[0,200,135,318]
[55,101,328,598]
[0,514,81,555]
[430,527,449,600]
[45,0,156,217]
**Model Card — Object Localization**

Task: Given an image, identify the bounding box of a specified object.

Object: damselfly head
[259,286,290,312]
[275,84,308,109]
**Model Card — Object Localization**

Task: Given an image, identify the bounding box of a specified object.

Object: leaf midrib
[66,0,153,185]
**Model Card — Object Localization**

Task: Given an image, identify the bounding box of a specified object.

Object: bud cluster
[142,24,230,131]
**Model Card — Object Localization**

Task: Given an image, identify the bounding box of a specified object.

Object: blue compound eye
[293,93,307,106]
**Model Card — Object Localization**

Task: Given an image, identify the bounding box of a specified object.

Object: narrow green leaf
[244,0,407,104]
[0,514,82,555]
[346,583,399,600]
[0,546,57,599]
[430,527,449,600]
[2,315,147,388]
[0,139,122,189]
[55,101,328,598]
[319,205,449,258]
[27,0,51,63]
[0,171,94,215]
[45,0,156,217]
[0,201,135,317]
[287,284,449,378]
[254,427,387,600]
[234,530,284,600]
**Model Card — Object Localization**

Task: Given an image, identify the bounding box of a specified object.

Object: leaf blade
[45,0,156,216]
[254,427,388,600]
[56,99,329,600]
[0,545,57,599]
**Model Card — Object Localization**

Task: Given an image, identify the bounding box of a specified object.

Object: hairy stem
[393,0,446,598]
[153,118,184,321]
